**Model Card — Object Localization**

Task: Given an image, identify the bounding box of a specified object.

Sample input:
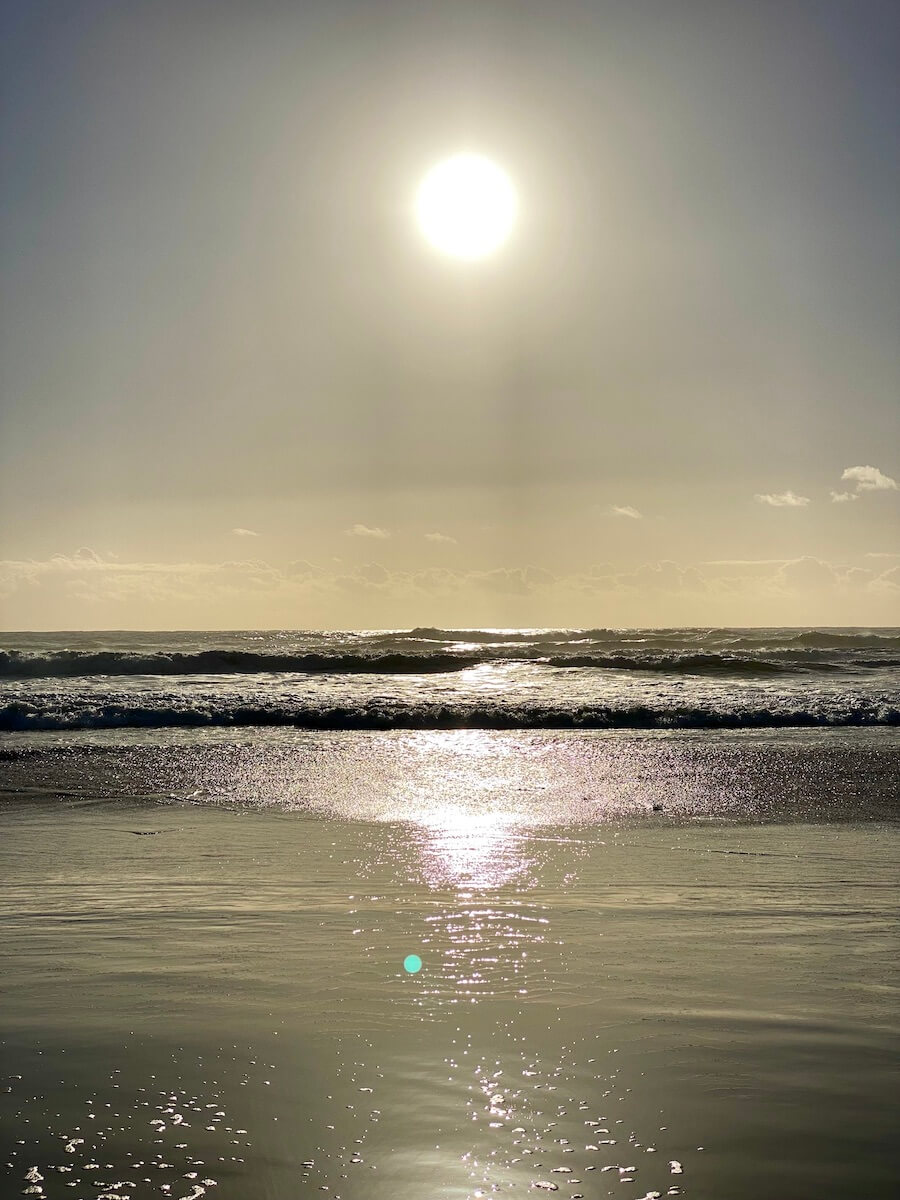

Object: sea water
[1,629,898,1198]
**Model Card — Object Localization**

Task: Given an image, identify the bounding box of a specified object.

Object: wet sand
[1,731,899,1198]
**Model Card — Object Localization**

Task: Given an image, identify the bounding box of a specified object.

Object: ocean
[2,626,898,731]
[1,628,898,1199]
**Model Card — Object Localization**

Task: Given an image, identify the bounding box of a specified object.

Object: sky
[1,0,898,629]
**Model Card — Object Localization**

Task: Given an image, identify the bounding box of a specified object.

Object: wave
[730,631,900,650]
[1,700,896,732]
[545,653,841,674]
[405,626,584,644]
[401,627,900,650]
[2,646,888,679]
[792,632,900,649]
[0,650,482,679]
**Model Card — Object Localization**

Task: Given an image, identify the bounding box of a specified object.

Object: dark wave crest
[0,650,481,679]
[1,646,886,679]
[1,700,896,732]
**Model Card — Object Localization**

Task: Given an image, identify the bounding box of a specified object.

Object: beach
[2,717,898,1199]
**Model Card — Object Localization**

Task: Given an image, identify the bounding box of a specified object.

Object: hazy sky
[1,0,898,629]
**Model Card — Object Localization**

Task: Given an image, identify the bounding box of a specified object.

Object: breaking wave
[1,699,896,732]
[0,646,890,679]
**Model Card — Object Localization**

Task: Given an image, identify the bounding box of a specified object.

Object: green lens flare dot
[403,954,423,974]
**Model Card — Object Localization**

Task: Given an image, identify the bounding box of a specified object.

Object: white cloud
[610,505,642,519]
[754,491,811,508]
[829,491,859,504]
[425,531,457,544]
[345,523,391,539]
[840,465,897,492]
[231,527,260,537]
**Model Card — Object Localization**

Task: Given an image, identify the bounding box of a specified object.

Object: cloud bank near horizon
[1,549,897,630]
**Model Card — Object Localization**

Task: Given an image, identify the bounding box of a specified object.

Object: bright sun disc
[416,153,517,260]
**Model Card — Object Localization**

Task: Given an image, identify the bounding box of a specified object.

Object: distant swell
[1,700,896,732]
[405,627,900,650]
[731,631,900,650]
[0,650,481,679]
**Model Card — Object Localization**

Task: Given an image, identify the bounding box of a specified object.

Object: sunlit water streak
[1,726,898,1198]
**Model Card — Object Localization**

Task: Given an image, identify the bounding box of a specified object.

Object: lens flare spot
[403,954,423,974]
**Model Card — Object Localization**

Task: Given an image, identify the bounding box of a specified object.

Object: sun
[416,153,517,260]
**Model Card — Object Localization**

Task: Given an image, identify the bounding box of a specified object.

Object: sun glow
[416,153,517,260]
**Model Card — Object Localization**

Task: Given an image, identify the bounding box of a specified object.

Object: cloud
[703,559,788,569]
[840,465,897,493]
[610,505,642,519]
[354,562,392,585]
[829,491,859,504]
[777,555,838,591]
[2,551,899,628]
[231,527,260,537]
[474,566,556,595]
[425,532,457,544]
[345,523,390,539]
[285,559,321,578]
[754,490,810,507]
[621,560,706,592]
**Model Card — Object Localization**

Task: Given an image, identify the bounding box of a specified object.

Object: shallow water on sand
[1,731,898,1199]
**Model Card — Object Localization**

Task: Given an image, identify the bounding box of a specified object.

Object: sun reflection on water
[412,806,534,892]
[377,734,569,1013]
